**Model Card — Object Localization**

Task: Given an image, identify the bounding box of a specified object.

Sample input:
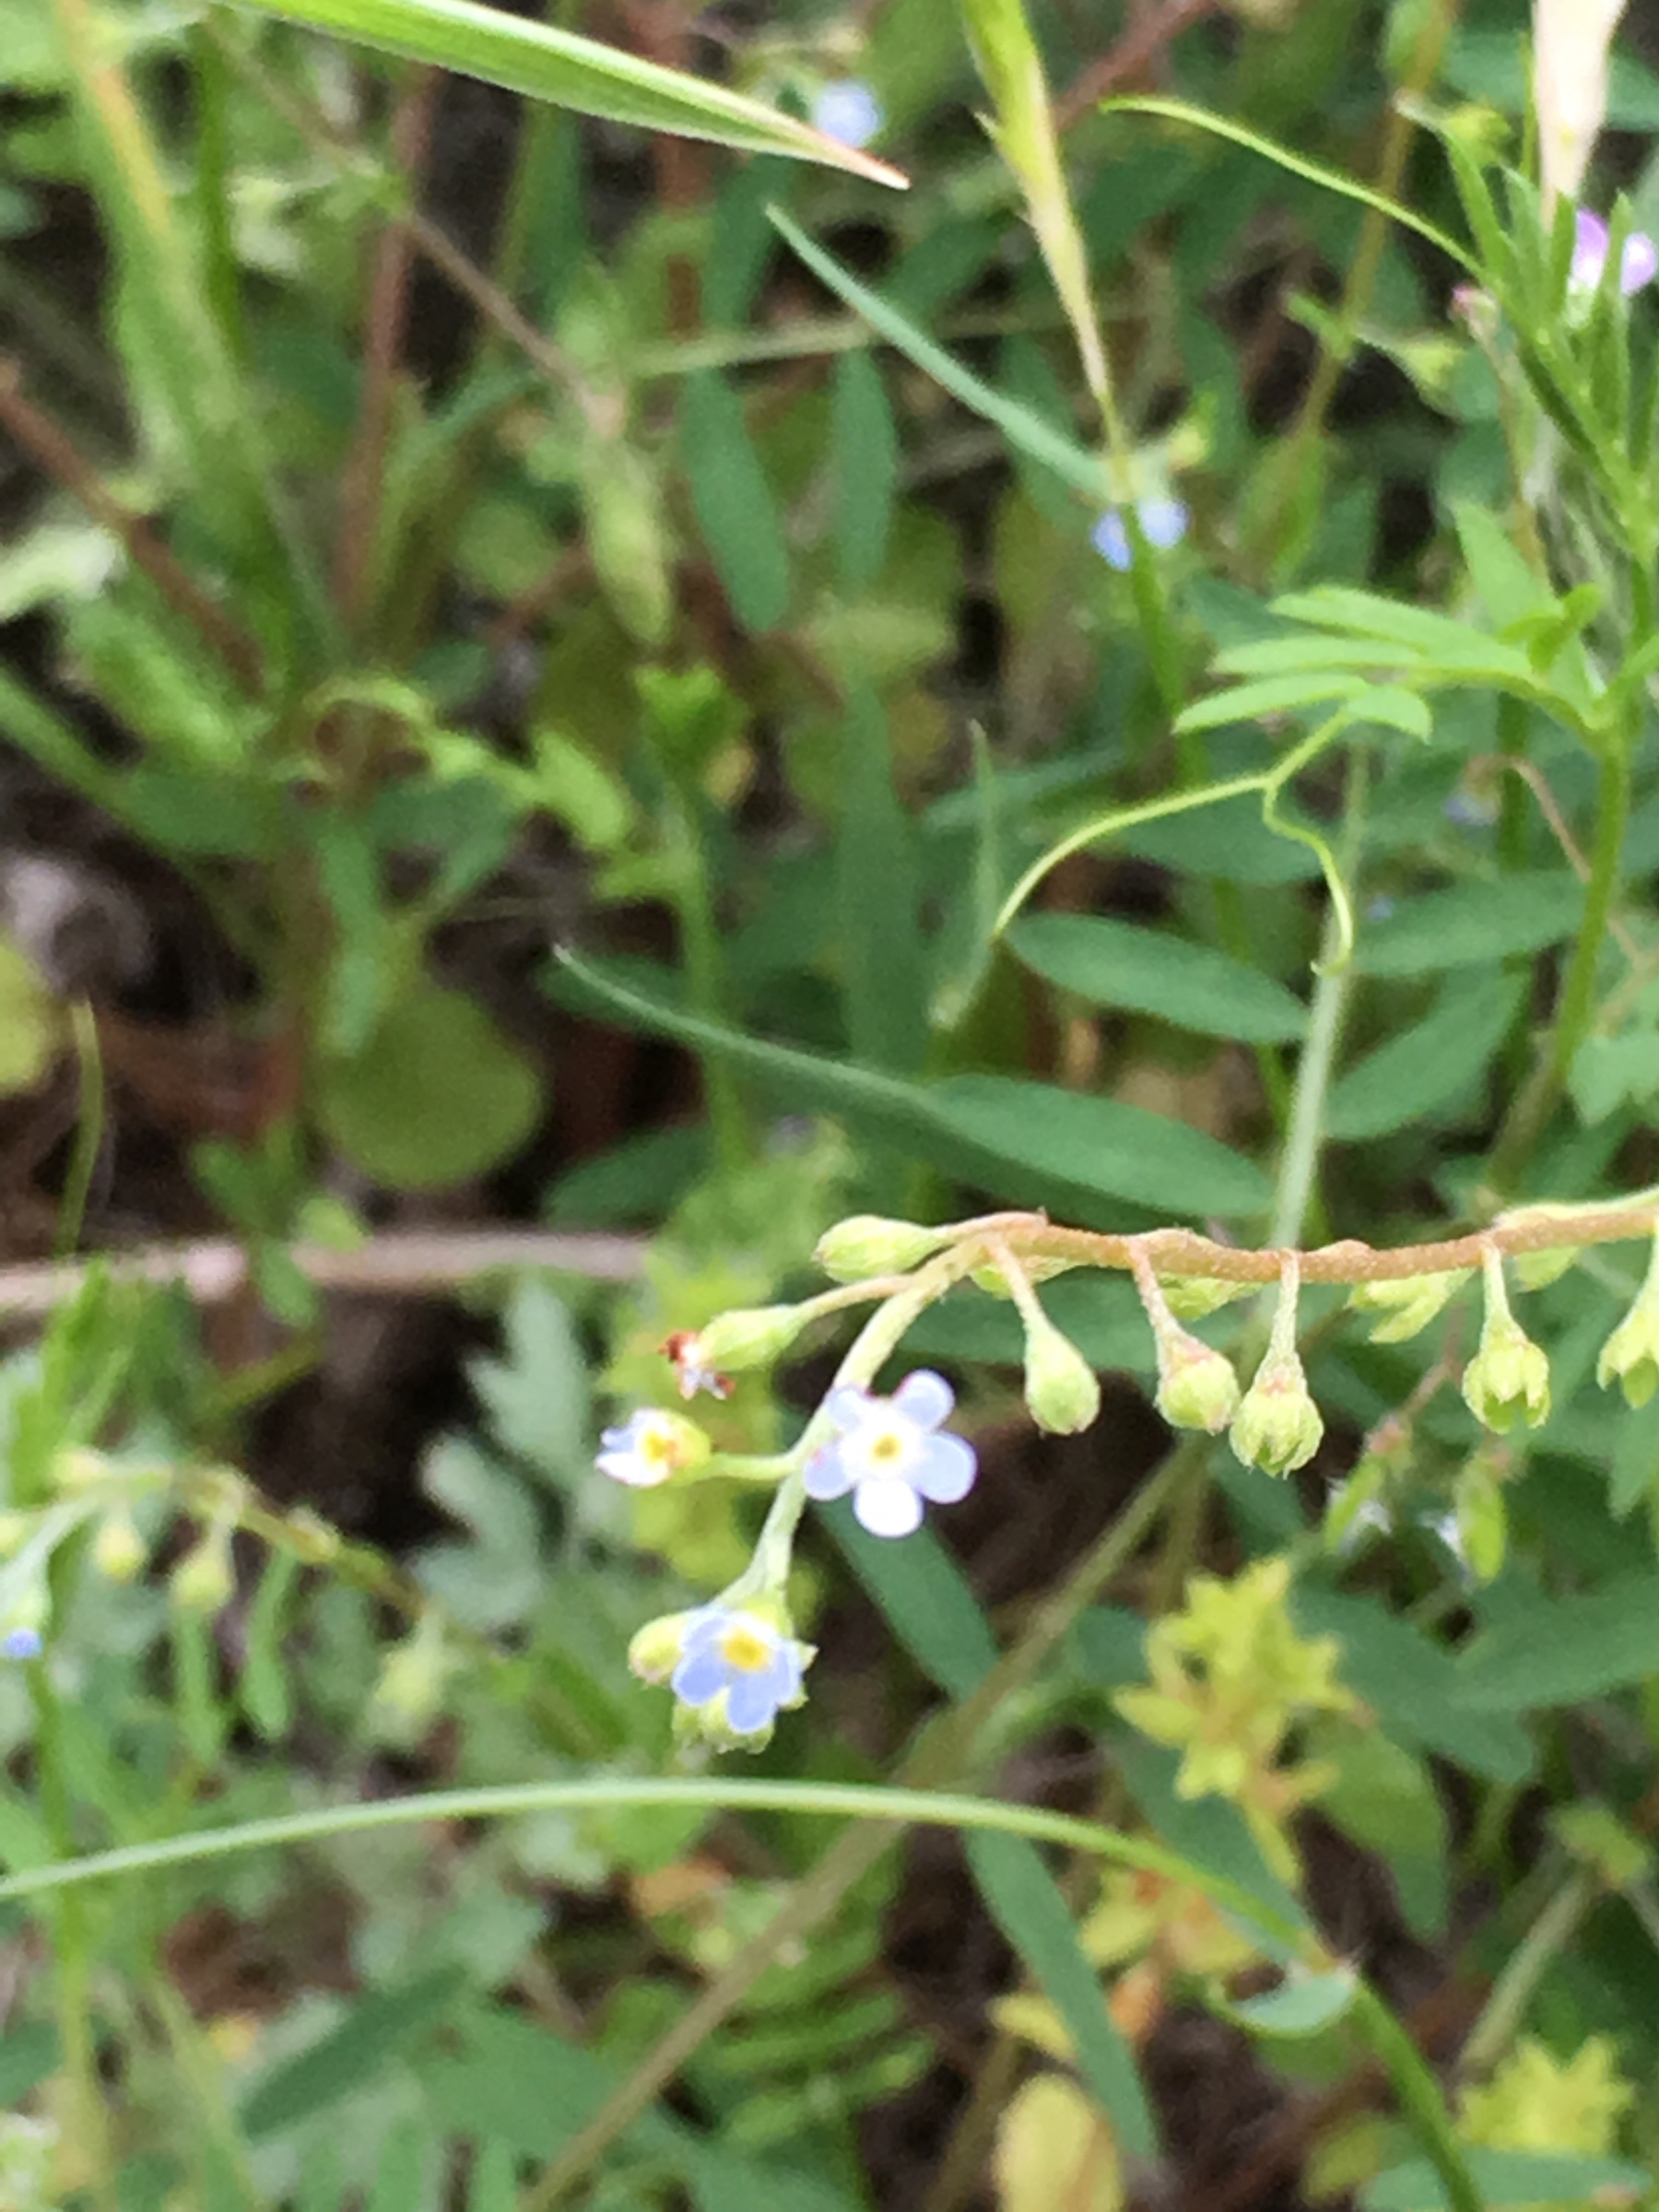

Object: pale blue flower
[1,1629,41,1662]
[1091,497,1189,572]
[813,79,883,150]
[596,1408,709,1488]
[670,1606,805,1734]
[804,1370,976,1537]
[1571,208,1659,296]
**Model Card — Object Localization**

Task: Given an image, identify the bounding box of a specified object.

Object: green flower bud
[687,1304,809,1373]
[1020,1306,1101,1435]
[171,1519,235,1614]
[1230,1349,1324,1477]
[92,1507,147,1583]
[1596,1228,1659,1408]
[1155,1330,1241,1435]
[628,1609,694,1685]
[372,1615,458,1734]
[814,1216,951,1283]
[52,1447,112,1493]
[1346,1270,1470,1344]
[1513,1246,1578,1292]
[0,1512,33,1560]
[1161,1276,1253,1323]
[1462,1249,1549,1433]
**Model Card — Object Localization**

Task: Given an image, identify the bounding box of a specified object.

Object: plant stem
[1348,1981,1484,2212]
[1486,731,1631,1194]
[1458,1866,1596,2078]
[29,1668,117,2212]
[666,792,750,1181]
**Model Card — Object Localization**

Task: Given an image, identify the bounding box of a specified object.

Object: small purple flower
[1091,497,1189,572]
[1571,209,1659,297]
[813,79,883,151]
[670,1606,805,1734]
[804,1370,976,1538]
[1,1628,42,1663]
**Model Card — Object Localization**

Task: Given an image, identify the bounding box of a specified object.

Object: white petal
[803,1445,853,1500]
[893,1371,954,1430]
[853,1477,924,1539]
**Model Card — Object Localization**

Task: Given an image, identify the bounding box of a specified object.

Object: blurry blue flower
[1091,497,1189,571]
[1444,787,1498,830]
[813,79,883,150]
[670,1606,806,1735]
[596,1408,710,1488]
[1,1629,41,1662]
[804,1370,976,1537]
[1571,208,1659,296]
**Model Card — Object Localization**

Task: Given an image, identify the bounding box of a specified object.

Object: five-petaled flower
[813,79,883,150]
[670,1606,806,1735]
[1571,208,1659,297]
[804,1370,976,1536]
[596,1408,710,1488]
[1092,498,1189,571]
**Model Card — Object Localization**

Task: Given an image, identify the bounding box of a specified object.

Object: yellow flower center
[641,1426,675,1465]
[866,1428,906,1465]
[720,1625,774,1674]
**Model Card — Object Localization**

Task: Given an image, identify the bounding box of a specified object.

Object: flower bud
[1161,1276,1253,1323]
[1021,1307,1101,1435]
[52,1447,112,1493]
[171,1518,235,1614]
[685,1304,809,1373]
[0,1512,33,1560]
[372,1615,457,1733]
[1230,1349,1324,1477]
[1453,1444,1512,1583]
[1596,1229,1659,1408]
[629,1609,694,1685]
[1155,1331,1241,1435]
[93,1507,147,1583]
[814,1216,951,1283]
[1462,1250,1550,1433]
[1513,1247,1578,1292]
[1346,1270,1469,1344]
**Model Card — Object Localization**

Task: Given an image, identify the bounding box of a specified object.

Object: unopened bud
[1155,1331,1241,1435]
[629,1609,694,1685]
[1021,1307,1101,1435]
[1161,1276,1253,1323]
[1596,1227,1659,1408]
[814,1216,951,1282]
[52,1448,112,1493]
[1453,1442,1512,1583]
[0,1512,33,1560]
[688,1304,809,1373]
[372,1614,456,1732]
[1230,1348,1324,1477]
[1346,1270,1469,1344]
[171,1519,235,1613]
[93,1508,147,1583]
[1462,1248,1550,1433]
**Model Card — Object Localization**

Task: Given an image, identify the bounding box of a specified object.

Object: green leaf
[770,208,1111,501]
[827,1502,996,1700]
[317,982,544,1191]
[367,2120,437,2212]
[242,1969,469,2138]
[965,1830,1155,2155]
[1355,874,1583,978]
[831,351,899,591]
[1289,1588,1533,1783]
[1008,913,1307,1043]
[1452,1576,1659,1711]
[1229,1968,1357,2037]
[837,686,926,1073]
[1108,1732,1307,1958]
[1362,2148,1653,2212]
[1326,969,1524,1141]
[930,1075,1272,1219]
[680,372,791,631]
[236,0,906,179]
[1272,586,1533,674]
[1176,671,1371,734]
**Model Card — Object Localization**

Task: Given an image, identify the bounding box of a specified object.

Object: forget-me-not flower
[596,1408,710,1488]
[813,79,884,151]
[804,1370,976,1537]
[1,1628,41,1662]
[670,1605,806,1735]
[1571,208,1659,297]
[1091,498,1189,572]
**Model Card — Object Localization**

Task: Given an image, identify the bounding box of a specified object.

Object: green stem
[1458,1867,1596,2078]
[1486,733,1631,1194]
[1348,1981,1484,2212]
[29,1668,117,2212]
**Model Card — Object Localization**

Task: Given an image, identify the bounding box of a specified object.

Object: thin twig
[1054,0,1218,132]
[0,359,263,693]
[1474,749,1643,965]
[0,1229,647,1322]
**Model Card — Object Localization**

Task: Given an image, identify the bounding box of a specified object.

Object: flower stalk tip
[1462,1246,1550,1434]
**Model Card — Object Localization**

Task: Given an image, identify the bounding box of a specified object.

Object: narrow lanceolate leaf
[1008,913,1307,1043]
[234,0,907,182]
[680,371,791,631]
[771,209,1112,502]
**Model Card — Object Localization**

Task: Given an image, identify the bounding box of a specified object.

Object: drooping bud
[1346,1270,1470,1344]
[1461,1246,1550,1433]
[92,1506,147,1583]
[814,1216,952,1283]
[371,1613,458,1734]
[1596,1225,1659,1408]
[1129,1247,1241,1435]
[1230,1257,1323,1477]
[628,1609,695,1685]
[1019,1301,1101,1435]
[1161,1276,1253,1323]
[52,1447,112,1493]
[171,1515,236,1614]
